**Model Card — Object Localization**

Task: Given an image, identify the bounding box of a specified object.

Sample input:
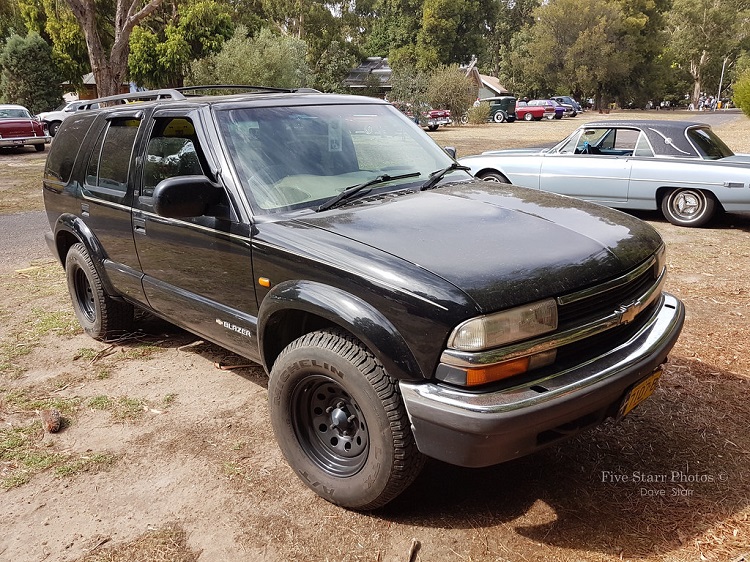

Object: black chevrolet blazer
[42,88,685,509]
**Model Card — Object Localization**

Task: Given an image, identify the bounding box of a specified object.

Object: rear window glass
[44,114,96,183]
[687,127,733,160]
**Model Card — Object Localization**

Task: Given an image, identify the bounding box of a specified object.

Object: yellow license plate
[618,369,662,419]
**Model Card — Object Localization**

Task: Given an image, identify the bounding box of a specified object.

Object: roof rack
[78,89,185,110]
[173,85,320,95]
[77,85,322,111]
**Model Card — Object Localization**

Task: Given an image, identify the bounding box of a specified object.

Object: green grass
[55,452,117,477]
[121,344,164,360]
[88,395,146,419]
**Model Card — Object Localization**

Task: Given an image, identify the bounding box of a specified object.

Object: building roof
[343,57,392,89]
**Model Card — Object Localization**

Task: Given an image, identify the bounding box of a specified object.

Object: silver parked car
[459,120,750,226]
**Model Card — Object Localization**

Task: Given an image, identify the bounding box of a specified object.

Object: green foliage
[0,32,61,113]
[129,0,232,89]
[390,63,431,112]
[188,26,310,88]
[733,69,750,117]
[314,40,357,93]
[426,65,476,122]
[467,101,490,124]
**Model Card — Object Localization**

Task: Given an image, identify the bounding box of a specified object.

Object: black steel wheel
[660,188,716,227]
[269,329,425,509]
[65,243,133,340]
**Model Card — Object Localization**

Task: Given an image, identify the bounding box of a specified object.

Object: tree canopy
[1,0,750,109]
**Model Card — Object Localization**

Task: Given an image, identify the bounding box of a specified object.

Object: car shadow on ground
[116,309,269,388]
[381,355,749,558]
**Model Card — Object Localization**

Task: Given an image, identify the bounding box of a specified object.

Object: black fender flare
[258,280,424,382]
[50,213,120,297]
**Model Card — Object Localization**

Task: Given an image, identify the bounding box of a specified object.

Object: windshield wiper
[316,172,421,212]
[420,162,471,191]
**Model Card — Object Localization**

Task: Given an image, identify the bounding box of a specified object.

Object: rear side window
[84,118,140,200]
[687,126,733,160]
[44,114,96,183]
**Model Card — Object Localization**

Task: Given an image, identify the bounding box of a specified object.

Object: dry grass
[75,525,199,562]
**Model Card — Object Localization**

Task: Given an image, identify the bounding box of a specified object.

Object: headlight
[448,299,558,352]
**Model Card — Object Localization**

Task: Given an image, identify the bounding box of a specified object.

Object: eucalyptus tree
[668,0,750,106]
[128,0,232,89]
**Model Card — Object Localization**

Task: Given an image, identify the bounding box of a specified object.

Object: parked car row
[485,95,582,123]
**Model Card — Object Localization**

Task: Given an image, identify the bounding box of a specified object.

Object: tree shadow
[380,355,749,558]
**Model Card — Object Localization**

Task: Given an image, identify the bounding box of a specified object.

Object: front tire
[268,329,425,510]
[48,121,60,137]
[65,243,133,340]
[493,111,506,123]
[478,171,510,183]
[660,188,716,227]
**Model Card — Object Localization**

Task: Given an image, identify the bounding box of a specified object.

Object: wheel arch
[51,214,119,296]
[655,185,725,214]
[259,280,424,382]
[476,168,511,183]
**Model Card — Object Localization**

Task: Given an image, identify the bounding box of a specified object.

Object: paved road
[0,211,51,273]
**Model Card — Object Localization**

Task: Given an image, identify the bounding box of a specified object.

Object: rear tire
[660,188,716,227]
[65,243,133,340]
[268,329,425,510]
[524,112,533,121]
[34,144,45,152]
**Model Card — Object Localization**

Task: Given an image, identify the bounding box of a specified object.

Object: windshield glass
[215,103,456,213]
[687,126,734,159]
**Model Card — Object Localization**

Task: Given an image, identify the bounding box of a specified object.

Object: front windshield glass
[0,107,31,119]
[215,103,456,213]
[687,126,734,160]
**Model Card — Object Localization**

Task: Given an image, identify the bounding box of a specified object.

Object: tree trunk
[65,0,165,99]
[689,50,708,108]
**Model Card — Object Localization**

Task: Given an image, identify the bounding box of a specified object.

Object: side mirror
[152,175,220,218]
[444,146,456,159]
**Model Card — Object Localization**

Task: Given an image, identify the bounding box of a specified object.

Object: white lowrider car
[459,120,750,226]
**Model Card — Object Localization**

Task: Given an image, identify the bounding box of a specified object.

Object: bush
[467,102,490,124]
[0,33,61,114]
[733,70,750,118]
[426,65,476,125]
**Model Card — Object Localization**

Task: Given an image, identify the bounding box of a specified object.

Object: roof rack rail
[78,89,186,110]
[173,85,321,95]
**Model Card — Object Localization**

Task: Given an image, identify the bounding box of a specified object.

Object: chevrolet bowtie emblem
[617,302,640,324]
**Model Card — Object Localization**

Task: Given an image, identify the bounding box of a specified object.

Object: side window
[142,117,205,197]
[633,132,655,157]
[84,118,140,200]
[44,114,96,183]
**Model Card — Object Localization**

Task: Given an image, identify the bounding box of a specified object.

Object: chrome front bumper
[400,293,685,468]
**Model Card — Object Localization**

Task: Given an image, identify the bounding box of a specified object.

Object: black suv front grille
[557,262,657,329]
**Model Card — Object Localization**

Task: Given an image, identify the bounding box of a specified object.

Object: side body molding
[258,280,424,382]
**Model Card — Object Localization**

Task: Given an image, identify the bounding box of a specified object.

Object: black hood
[295,181,663,312]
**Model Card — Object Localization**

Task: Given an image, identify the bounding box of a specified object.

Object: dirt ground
[1,111,749,562]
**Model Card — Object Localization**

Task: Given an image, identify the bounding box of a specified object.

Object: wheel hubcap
[672,191,702,218]
[293,376,369,476]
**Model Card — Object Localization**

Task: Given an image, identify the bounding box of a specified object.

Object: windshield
[215,103,457,213]
[687,126,734,160]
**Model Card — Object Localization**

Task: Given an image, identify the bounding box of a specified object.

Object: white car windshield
[216,103,457,213]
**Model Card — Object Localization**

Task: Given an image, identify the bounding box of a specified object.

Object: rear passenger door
[131,112,260,358]
[79,113,146,303]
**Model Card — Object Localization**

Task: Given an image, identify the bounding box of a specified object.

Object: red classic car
[514,101,546,121]
[0,104,51,151]
[528,99,565,120]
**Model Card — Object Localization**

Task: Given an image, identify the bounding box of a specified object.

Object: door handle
[133,216,146,235]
